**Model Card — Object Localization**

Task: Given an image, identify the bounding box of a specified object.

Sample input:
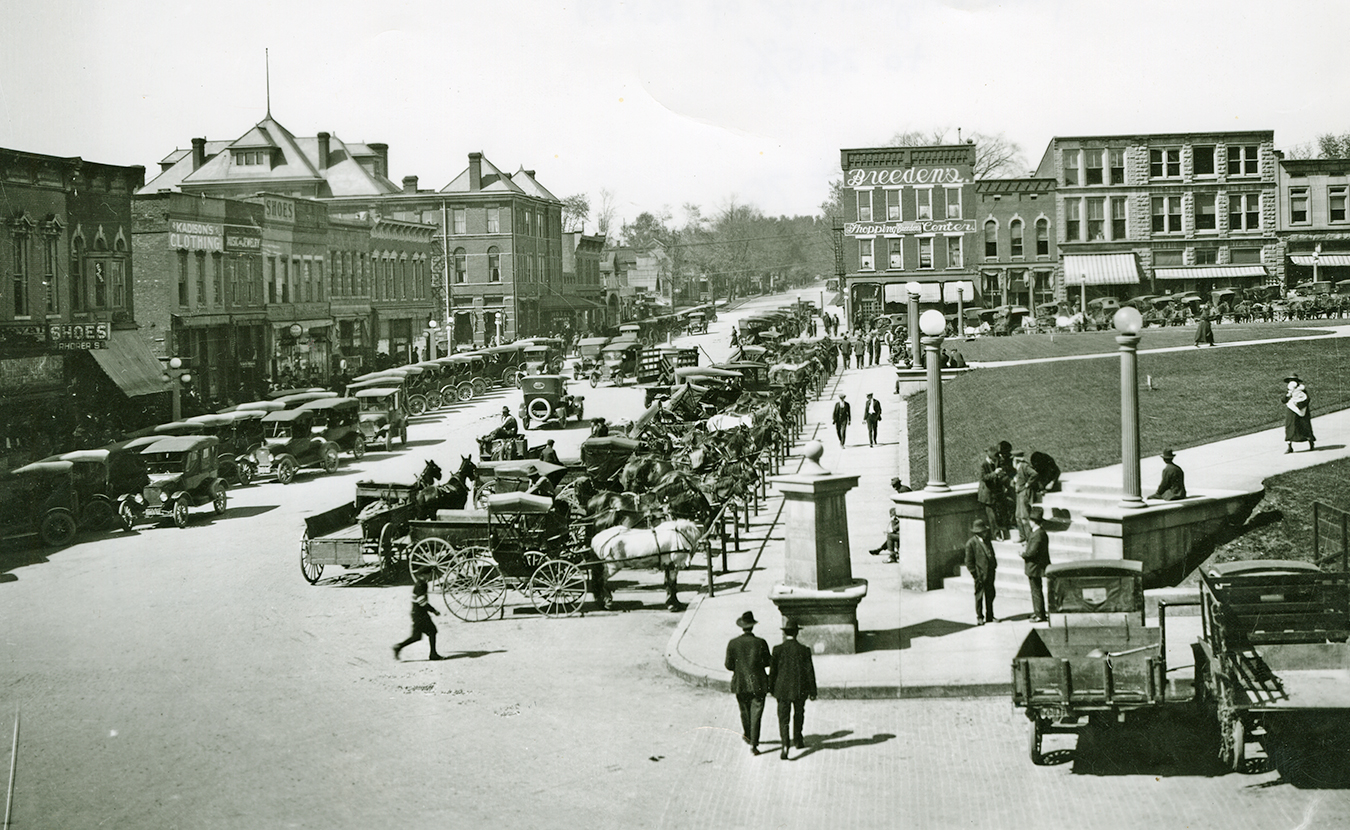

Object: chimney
[191,137,206,171]
[369,143,389,178]
[316,131,330,170]
[402,175,418,194]
[469,152,482,191]
[525,170,535,179]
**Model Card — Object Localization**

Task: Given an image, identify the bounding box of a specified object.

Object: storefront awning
[1291,254,1350,267]
[271,318,333,330]
[89,331,167,398]
[1154,265,1268,280]
[1063,254,1141,286]
[539,295,605,311]
[882,282,942,304]
[942,281,975,303]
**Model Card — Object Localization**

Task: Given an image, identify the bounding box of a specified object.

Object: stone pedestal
[768,442,868,654]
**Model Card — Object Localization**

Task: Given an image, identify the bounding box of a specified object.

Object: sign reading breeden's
[846,167,966,186]
[845,220,976,236]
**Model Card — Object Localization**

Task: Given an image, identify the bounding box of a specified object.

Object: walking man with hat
[965,518,998,624]
[769,619,817,760]
[1149,449,1187,501]
[1022,507,1051,623]
[832,394,851,448]
[725,611,771,755]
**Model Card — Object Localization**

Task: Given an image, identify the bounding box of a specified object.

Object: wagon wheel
[300,533,324,584]
[473,479,498,509]
[441,556,506,622]
[79,497,116,532]
[501,366,518,386]
[352,434,366,460]
[589,369,600,388]
[378,521,401,577]
[117,500,138,531]
[39,508,78,547]
[237,459,256,485]
[1027,716,1047,765]
[528,559,586,618]
[457,381,476,402]
[408,537,457,583]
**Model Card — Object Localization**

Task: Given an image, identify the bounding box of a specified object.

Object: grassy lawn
[952,319,1339,363]
[907,335,1350,487]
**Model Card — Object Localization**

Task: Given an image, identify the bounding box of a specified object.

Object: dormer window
[234,150,270,166]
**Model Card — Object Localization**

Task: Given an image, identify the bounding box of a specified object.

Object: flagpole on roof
[265,48,271,118]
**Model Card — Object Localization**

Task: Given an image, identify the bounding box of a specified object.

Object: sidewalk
[665,355,1348,699]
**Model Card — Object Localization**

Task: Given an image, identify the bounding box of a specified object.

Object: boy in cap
[770,619,817,760]
[724,611,772,755]
[393,580,444,661]
[964,518,998,624]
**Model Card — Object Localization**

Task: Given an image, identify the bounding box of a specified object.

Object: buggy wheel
[457,381,475,402]
[300,534,324,584]
[408,395,428,416]
[378,521,400,576]
[39,508,78,547]
[352,434,366,460]
[442,557,506,622]
[171,498,190,528]
[1028,716,1046,765]
[212,483,228,515]
[528,559,586,618]
[321,447,340,474]
[275,457,298,484]
[473,479,498,509]
[117,500,138,531]
[408,537,456,583]
[80,498,116,532]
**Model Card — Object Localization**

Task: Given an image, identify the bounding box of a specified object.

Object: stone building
[1275,155,1350,291]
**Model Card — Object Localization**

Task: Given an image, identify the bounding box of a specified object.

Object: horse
[651,469,710,525]
[413,455,476,519]
[589,518,701,611]
[619,453,674,493]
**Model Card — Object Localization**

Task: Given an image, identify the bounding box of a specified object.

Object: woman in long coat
[1284,374,1315,453]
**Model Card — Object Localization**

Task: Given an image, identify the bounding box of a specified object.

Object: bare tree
[1282,142,1316,160]
[886,128,1027,179]
[596,189,617,238]
[561,193,590,233]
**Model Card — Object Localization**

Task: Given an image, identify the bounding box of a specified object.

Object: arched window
[1036,219,1050,257]
[487,247,501,283]
[453,248,467,284]
[1010,220,1024,258]
[984,220,998,259]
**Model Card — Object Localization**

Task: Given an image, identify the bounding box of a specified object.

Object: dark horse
[412,455,477,519]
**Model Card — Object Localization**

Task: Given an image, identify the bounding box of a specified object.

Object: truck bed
[1013,626,1171,709]
[1231,642,1350,710]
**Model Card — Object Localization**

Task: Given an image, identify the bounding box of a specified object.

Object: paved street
[3,292,1348,828]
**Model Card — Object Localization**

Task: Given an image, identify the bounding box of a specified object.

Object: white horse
[589,518,701,611]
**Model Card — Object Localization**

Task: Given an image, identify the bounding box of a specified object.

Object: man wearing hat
[964,518,998,624]
[769,619,817,760]
[1149,449,1187,501]
[1022,507,1051,623]
[1012,452,1041,542]
[977,446,1008,542]
[590,417,610,438]
[538,438,561,466]
[724,611,771,754]
[832,393,851,447]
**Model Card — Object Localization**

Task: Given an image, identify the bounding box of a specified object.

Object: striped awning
[883,282,942,303]
[1154,265,1268,280]
[1291,254,1350,267]
[942,281,975,303]
[1063,253,1141,286]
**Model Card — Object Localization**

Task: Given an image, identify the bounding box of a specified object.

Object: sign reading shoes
[263,197,295,223]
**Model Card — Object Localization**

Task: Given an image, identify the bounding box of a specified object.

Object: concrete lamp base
[768,579,869,655]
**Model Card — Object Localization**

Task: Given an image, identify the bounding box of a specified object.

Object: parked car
[0,459,81,547]
[353,386,409,452]
[118,435,227,529]
[248,409,342,484]
[298,396,368,459]
[57,445,149,530]
[520,375,584,428]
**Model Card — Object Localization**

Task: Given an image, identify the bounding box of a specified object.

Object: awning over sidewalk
[1291,254,1350,267]
[1154,265,1268,280]
[538,295,605,311]
[89,331,167,398]
[882,282,941,303]
[1063,253,1141,286]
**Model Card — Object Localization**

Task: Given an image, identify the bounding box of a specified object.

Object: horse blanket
[590,519,700,577]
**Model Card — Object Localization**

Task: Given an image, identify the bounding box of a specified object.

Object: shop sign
[169,219,223,251]
[845,220,976,235]
[0,323,49,350]
[263,197,295,223]
[224,224,262,253]
[48,322,111,350]
[846,167,967,187]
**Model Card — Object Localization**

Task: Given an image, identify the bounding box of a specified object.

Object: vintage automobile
[353,386,409,452]
[519,341,566,380]
[0,459,81,547]
[118,435,228,530]
[275,390,339,409]
[298,397,368,459]
[158,414,256,485]
[520,375,584,428]
[247,409,342,484]
[573,337,610,380]
[685,311,708,335]
[57,445,150,530]
[591,338,641,387]
[267,386,328,400]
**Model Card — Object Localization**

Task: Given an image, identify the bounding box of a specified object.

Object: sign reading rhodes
[847,167,966,186]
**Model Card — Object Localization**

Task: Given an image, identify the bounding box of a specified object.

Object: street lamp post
[919,309,949,492]
[956,284,967,340]
[906,281,922,368]
[162,357,192,423]
[1114,306,1145,509]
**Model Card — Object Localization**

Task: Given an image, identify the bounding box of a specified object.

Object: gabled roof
[511,167,559,202]
[440,154,525,194]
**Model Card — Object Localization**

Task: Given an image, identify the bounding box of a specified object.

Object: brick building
[1,147,155,471]
[1036,131,1281,311]
[558,232,607,332]
[1275,156,1350,290]
[838,145,980,327]
[972,177,1058,321]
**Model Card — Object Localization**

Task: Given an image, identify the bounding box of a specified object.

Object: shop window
[1087,198,1105,240]
[1195,248,1218,265]
[487,207,500,234]
[1228,145,1259,176]
[1155,249,1183,267]
[945,236,963,269]
[1228,193,1261,231]
[856,190,872,222]
[1195,194,1217,231]
[1085,149,1103,185]
[1062,149,1079,186]
[1290,188,1309,224]
[984,220,997,258]
[858,238,874,271]
[1230,247,1261,264]
[888,238,902,269]
[1150,148,1181,179]
[885,190,900,221]
[916,189,932,220]
[1330,186,1347,222]
[1010,220,1023,258]
[1109,149,1125,185]
[918,237,933,269]
[1193,146,1216,177]
[1036,219,1049,256]
[944,186,962,219]
[1151,196,1182,233]
[488,247,501,282]
[453,248,467,284]
[1065,200,1081,241]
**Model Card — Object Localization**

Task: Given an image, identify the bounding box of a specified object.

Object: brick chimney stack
[402,175,418,194]
[469,152,482,191]
[191,138,206,171]
[317,132,330,170]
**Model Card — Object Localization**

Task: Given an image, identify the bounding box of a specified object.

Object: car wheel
[212,484,228,515]
[275,457,298,485]
[171,499,190,528]
[40,508,78,547]
[79,498,116,532]
[237,460,255,486]
[321,447,340,474]
[352,434,366,460]
[117,500,138,531]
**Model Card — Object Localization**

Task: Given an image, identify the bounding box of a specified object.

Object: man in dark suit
[976,446,1006,541]
[862,392,882,447]
[1149,448,1187,501]
[832,394,851,447]
[964,518,998,625]
[724,611,771,755]
[1022,507,1051,622]
[770,619,817,760]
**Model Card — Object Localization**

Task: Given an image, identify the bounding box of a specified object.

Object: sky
[2,0,1349,231]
